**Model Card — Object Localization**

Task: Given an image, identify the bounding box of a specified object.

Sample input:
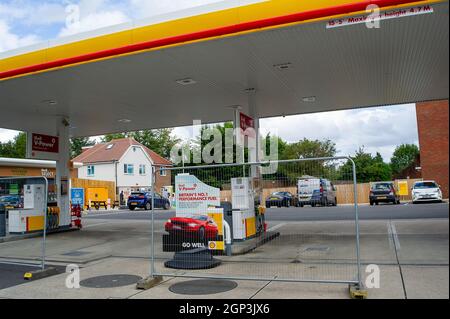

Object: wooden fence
[71,178,116,201]
[70,178,421,205]
[220,179,422,205]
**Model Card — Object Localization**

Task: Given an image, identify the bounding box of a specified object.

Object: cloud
[0,19,40,52]
[0,1,66,26]
[0,2,26,19]
[22,3,67,26]
[58,10,129,37]
[57,0,129,37]
[0,0,250,51]
[129,0,224,18]
[1,1,130,40]
[260,104,419,162]
[0,129,21,143]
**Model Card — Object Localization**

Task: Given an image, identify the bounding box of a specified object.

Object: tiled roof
[72,138,172,166]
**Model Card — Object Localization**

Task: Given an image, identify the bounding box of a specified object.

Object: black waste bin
[0,204,6,237]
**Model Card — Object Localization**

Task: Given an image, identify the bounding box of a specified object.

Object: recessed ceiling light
[274,63,292,70]
[302,96,316,103]
[176,78,197,85]
[118,119,132,123]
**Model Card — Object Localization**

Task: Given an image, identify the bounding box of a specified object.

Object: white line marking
[388,220,401,250]
[391,222,401,250]
[387,222,394,249]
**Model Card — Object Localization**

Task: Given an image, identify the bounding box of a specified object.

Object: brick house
[73,138,172,199]
[416,100,449,198]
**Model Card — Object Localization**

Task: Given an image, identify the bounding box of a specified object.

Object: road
[84,202,449,221]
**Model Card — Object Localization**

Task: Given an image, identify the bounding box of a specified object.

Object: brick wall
[154,167,172,194]
[416,100,449,198]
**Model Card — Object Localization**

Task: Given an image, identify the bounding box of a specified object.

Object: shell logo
[209,242,217,250]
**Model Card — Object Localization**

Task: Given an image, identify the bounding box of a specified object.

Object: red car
[165,215,218,239]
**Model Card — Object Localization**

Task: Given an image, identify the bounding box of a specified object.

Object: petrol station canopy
[0,0,448,138]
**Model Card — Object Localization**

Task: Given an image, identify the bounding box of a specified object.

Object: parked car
[297,178,337,207]
[265,191,297,208]
[0,195,22,209]
[165,215,218,240]
[369,182,400,205]
[127,192,170,211]
[412,181,443,204]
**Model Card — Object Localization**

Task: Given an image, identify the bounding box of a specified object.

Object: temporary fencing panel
[0,177,49,270]
[150,157,362,288]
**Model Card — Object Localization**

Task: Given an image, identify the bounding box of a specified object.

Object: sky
[0,0,226,51]
[0,0,420,162]
[169,104,419,161]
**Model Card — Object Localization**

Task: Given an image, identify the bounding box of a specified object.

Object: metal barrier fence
[150,157,362,289]
[0,176,49,270]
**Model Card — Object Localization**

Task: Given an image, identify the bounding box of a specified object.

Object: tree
[262,133,288,161]
[283,138,336,160]
[268,139,336,184]
[188,122,238,165]
[132,129,180,159]
[101,132,129,142]
[101,129,180,159]
[176,123,282,188]
[390,144,420,175]
[341,148,392,183]
[70,137,95,159]
[0,132,26,158]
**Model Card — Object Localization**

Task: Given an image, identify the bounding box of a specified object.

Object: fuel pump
[9,184,46,234]
[230,177,264,240]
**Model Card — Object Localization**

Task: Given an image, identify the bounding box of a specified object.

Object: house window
[139,164,146,175]
[87,165,95,176]
[160,167,167,177]
[124,164,134,175]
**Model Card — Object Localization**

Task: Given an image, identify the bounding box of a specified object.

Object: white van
[297,178,337,207]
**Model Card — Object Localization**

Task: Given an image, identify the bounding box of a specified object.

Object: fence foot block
[24,267,58,281]
[136,275,163,290]
[349,284,368,299]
